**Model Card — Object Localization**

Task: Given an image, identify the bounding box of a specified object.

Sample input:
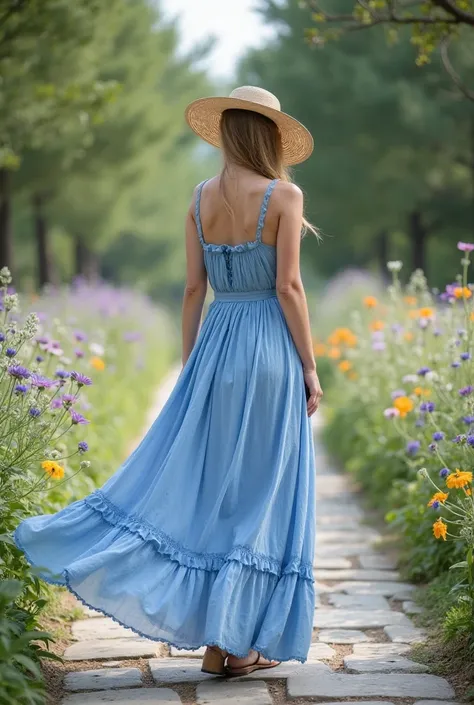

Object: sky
[160,0,274,81]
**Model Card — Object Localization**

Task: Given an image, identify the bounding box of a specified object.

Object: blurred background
[1,0,473,307]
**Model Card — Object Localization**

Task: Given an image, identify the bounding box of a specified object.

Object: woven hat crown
[229,87,281,112]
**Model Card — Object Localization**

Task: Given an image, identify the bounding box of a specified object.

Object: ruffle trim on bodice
[85,490,314,581]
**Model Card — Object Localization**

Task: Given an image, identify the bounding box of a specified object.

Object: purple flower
[453,434,466,444]
[74,330,87,342]
[417,366,431,376]
[123,331,141,343]
[36,355,44,363]
[428,442,437,452]
[50,398,62,409]
[78,441,89,454]
[439,467,450,478]
[391,389,406,400]
[432,431,445,441]
[75,349,84,358]
[384,407,400,419]
[420,401,435,413]
[30,374,55,390]
[14,384,28,395]
[372,341,386,351]
[467,435,474,448]
[71,371,92,387]
[29,408,41,417]
[55,369,70,380]
[459,385,474,397]
[406,440,421,456]
[0,333,5,342]
[8,365,31,380]
[415,418,425,427]
[463,415,474,425]
[35,335,49,345]
[5,348,16,357]
[457,241,474,252]
[62,394,76,406]
[431,500,440,510]
[452,361,461,368]
[433,329,443,337]
[70,409,90,425]
[461,352,471,361]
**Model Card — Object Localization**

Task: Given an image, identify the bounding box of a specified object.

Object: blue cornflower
[428,443,437,452]
[452,361,461,368]
[420,402,435,413]
[6,348,16,357]
[460,385,474,397]
[461,352,471,361]
[29,408,41,417]
[439,468,450,478]
[14,384,28,394]
[0,333,5,342]
[36,355,44,363]
[78,441,89,454]
[8,365,30,380]
[467,435,474,448]
[417,366,431,376]
[55,369,70,380]
[432,431,445,441]
[431,500,440,510]
[406,440,421,456]
[463,416,474,426]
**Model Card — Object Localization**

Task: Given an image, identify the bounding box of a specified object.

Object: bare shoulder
[273,181,303,209]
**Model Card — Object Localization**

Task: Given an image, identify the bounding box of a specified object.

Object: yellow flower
[393,396,414,417]
[313,343,327,357]
[338,360,352,372]
[327,328,358,347]
[466,488,472,497]
[453,286,472,300]
[433,518,447,541]
[41,460,65,480]
[363,296,378,308]
[414,387,431,397]
[90,356,105,371]
[404,296,417,306]
[327,347,341,360]
[369,320,385,332]
[446,469,473,489]
[428,492,448,507]
[418,307,435,319]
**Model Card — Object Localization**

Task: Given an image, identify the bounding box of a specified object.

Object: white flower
[0,267,12,286]
[387,260,403,272]
[418,467,429,479]
[4,293,18,312]
[80,460,91,469]
[445,383,453,392]
[425,371,439,382]
[89,342,104,356]
[403,374,418,384]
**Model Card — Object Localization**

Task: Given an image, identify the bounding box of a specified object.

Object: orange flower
[414,387,431,397]
[428,492,448,507]
[313,343,327,357]
[418,307,434,319]
[433,518,447,541]
[327,328,358,347]
[446,469,473,489]
[338,360,352,373]
[363,296,378,308]
[327,347,341,360]
[369,320,385,332]
[403,331,414,342]
[454,286,472,300]
[393,396,414,417]
[404,296,417,306]
[90,356,105,371]
[41,460,65,480]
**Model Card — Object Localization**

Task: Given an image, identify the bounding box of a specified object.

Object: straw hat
[185,86,313,166]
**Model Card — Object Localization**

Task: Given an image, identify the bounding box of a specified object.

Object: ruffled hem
[84,491,314,581]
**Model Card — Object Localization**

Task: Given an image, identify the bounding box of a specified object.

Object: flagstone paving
[59,375,458,704]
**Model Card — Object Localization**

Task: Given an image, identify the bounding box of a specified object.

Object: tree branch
[440,36,474,101]
[432,0,474,25]
[308,1,459,25]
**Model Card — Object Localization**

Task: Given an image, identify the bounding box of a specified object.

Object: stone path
[59,369,457,704]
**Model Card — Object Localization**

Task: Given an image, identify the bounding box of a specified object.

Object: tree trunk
[33,192,56,289]
[376,229,390,282]
[74,234,87,277]
[74,235,99,280]
[409,210,428,273]
[0,169,13,271]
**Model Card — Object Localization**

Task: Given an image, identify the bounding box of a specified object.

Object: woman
[14,86,323,676]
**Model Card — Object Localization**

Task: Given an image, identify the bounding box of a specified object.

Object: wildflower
[418,307,435,319]
[0,267,12,286]
[74,330,87,342]
[8,365,31,380]
[420,401,435,413]
[89,342,105,356]
[467,435,474,447]
[418,467,429,479]
[417,366,431,376]
[453,286,472,300]
[394,396,414,417]
[431,500,440,510]
[429,443,437,452]
[314,343,327,356]
[80,460,91,469]
[433,518,447,541]
[363,296,378,308]
[432,431,445,441]
[370,320,385,331]
[391,389,406,400]
[387,260,403,272]
[29,408,41,417]
[406,440,421,456]
[404,296,417,306]
[50,399,62,410]
[372,340,386,351]
[384,407,400,419]
[446,469,473,489]
[459,385,474,397]
[5,347,16,357]
[14,384,28,394]
[78,441,89,454]
[461,352,471,361]
[71,371,92,387]
[123,331,141,342]
[338,360,352,372]
[403,374,418,384]
[41,460,65,480]
[403,331,414,342]
[439,468,450,479]
[463,416,474,425]
[0,333,4,342]
[414,387,430,397]
[62,394,76,407]
[55,369,70,380]
[75,348,85,358]
[30,374,55,390]
[36,355,44,363]
[90,356,105,371]
[457,242,474,252]
[452,362,461,368]
[327,347,341,360]
[70,409,90,425]
[428,492,448,507]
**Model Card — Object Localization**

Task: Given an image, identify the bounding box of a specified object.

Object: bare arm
[275,183,323,415]
[181,195,208,365]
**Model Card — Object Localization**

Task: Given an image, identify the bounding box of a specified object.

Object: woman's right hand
[304,368,323,417]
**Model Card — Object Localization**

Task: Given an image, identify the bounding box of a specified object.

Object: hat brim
[185,96,313,166]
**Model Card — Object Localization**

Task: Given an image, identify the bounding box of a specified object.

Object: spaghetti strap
[195,180,209,246]
[256,179,278,243]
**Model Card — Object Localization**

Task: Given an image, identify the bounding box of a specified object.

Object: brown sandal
[225,651,281,677]
[201,646,228,676]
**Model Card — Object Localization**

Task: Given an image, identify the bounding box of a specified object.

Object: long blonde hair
[219,109,319,238]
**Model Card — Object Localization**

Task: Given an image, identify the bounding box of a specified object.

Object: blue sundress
[14,178,316,663]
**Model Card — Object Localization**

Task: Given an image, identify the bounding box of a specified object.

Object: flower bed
[0,269,175,703]
[319,245,474,646]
